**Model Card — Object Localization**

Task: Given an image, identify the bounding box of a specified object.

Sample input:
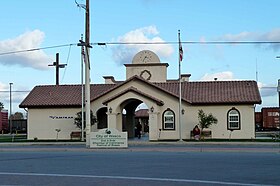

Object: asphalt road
[0,144,279,186]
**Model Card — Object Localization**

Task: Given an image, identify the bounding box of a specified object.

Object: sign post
[276,55,280,138]
[90,128,128,148]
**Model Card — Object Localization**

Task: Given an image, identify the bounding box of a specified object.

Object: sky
[0,0,280,114]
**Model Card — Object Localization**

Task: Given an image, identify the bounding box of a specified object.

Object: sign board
[90,128,127,148]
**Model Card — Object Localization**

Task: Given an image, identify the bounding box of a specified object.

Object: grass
[185,138,280,142]
[0,134,27,142]
[0,134,84,143]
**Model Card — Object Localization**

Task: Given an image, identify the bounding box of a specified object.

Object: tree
[74,110,97,129]
[197,109,218,135]
[10,112,24,120]
[0,102,4,111]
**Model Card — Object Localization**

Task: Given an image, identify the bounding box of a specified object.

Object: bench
[70,131,82,140]
[190,130,212,140]
[270,132,280,141]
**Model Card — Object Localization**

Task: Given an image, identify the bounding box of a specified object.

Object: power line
[92,41,280,45]
[0,43,77,56]
[0,91,30,93]
[0,40,280,56]
[61,44,73,83]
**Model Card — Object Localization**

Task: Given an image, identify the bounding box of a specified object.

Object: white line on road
[0,172,276,186]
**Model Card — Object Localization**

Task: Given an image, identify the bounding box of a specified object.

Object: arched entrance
[96,107,108,129]
[120,98,148,138]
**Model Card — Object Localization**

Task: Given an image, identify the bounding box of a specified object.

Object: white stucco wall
[27,108,80,140]
[126,65,167,82]
[183,105,256,139]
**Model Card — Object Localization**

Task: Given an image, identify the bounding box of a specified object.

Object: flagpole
[81,34,84,142]
[178,30,183,141]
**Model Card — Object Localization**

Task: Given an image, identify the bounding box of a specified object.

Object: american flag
[179,36,183,62]
[81,46,86,63]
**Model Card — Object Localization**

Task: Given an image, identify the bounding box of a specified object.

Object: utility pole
[76,0,92,147]
[276,57,280,138]
[9,82,13,134]
[81,0,91,147]
[55,53,59,85]
[84,0,91,147]
[277,79,280,132]
[80,34,85,142]
[48,53,67,85]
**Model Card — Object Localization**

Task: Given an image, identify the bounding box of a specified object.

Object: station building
[19,50,262,140]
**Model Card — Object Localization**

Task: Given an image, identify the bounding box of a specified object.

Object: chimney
[181,74,191,82]
[103,76,116,84]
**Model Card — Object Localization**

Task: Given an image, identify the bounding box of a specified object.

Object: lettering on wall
[49,116,74,120]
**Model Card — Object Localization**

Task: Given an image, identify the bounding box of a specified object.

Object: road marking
[0,172,276,186]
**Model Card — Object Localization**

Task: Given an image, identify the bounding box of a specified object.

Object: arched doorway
[120,98,148,138]
[134,103,149,138]
[96,107,108,129]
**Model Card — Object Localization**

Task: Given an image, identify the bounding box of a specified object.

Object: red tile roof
[19,77,261,108]
[135,109,149,118]
[102,87,164,106]
[19,84,116,108]
[182,80,261,104]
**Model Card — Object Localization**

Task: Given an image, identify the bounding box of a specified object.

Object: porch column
[149,108,159,141]
[126,110,135,138]
[107,112,118,129]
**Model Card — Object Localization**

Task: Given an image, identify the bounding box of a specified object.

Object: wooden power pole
[76,0,92,147]
[48,53,67,85]
[84,0,91,147]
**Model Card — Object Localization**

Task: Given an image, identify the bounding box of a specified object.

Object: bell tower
[124,50,169,82]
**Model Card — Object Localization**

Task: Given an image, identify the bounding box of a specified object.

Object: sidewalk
[0,138,279,147]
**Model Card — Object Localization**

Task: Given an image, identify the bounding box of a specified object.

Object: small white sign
[90,128,128,148]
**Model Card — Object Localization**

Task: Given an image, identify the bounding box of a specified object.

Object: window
[227,108,240,130]
[162,109,175,130]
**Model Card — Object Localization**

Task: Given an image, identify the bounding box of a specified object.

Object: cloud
[257,82,278,97]
[218,28,280,51]
[0,82,7,90]
[0,30,53,70]
[111,26,174,65]
[0,82,29,112]
[218,31,258,41]
[200,71,234,81]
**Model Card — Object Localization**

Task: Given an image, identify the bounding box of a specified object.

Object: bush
[74,110,97,129]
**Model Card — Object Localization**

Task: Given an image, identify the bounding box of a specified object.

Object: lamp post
[9,83,13,134]
[276,56,280,137]
[277,79,280,133]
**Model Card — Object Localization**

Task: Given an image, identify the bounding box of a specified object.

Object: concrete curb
[0,140,279,147]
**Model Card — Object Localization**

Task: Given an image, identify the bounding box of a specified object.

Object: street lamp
[277,79,280,133]
[276,56,280,135]
[9,83,13,134]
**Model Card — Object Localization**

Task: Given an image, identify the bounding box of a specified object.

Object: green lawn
[0,134,27,142]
